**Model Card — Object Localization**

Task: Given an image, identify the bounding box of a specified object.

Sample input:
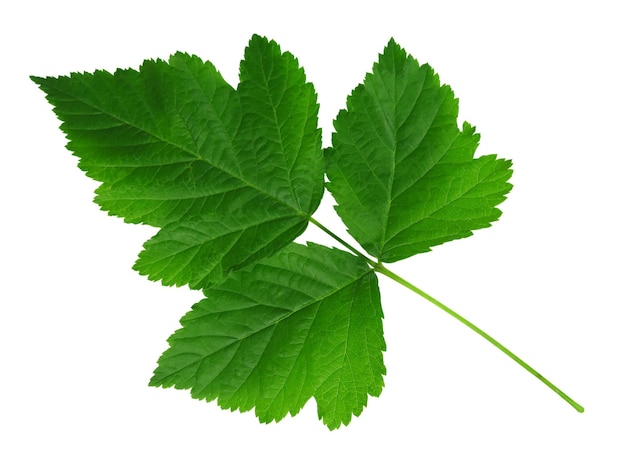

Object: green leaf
[150,242,385,430]
[35,35,582,428]
[326,39,513,262]
[32,35,323,288]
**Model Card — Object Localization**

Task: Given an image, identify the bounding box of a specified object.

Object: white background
[1,0,625,453]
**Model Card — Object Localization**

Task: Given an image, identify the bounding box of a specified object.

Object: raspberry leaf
[32,35,323,289]
[32,35,583,430]
[150,242,385,430]
[326,39,513,262]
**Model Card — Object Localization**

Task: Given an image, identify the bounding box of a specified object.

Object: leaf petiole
[308,217,378,268]
[310,218,584,413]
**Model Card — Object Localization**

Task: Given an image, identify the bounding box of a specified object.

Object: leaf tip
[386,37,400,50]
[250,33,267,42]
[383,37,408,60]
[247,33,274,52]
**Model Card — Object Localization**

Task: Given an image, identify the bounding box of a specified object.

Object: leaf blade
[238,35,324,215]
[150,242,385,429]
[133,213,306,290]
[326,39,513,262]
[32,36,323,287]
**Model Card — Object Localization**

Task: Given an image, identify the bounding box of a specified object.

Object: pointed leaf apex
[247,34,275,51]
[250,33,267,42]
[328,38,513,262]
[386,37,399,48]
[383,37,404,55]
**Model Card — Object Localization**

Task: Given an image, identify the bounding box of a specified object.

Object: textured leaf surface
[150,242,385,430]
[326,39,513,262]
[32,35,323,288]
[32,35,526,429]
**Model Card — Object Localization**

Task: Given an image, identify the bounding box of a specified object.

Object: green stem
[308,217,377,267]
[309,217,584,413]
[375,263,584,413]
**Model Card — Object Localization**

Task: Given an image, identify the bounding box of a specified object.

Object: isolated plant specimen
[32,34,583,429]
